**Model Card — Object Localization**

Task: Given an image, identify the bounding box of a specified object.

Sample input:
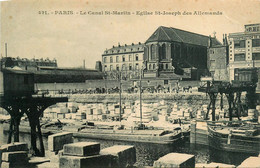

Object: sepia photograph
[0,0,260,167]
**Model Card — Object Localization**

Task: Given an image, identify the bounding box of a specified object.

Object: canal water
[0,124,256,167]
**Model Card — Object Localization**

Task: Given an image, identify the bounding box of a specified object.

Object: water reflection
[0,125,257,167]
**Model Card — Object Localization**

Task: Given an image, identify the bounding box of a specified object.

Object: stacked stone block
[36,132,74,168]
[60,142,136,168]
[0,142,29,168]
[100,145,136,168]
[153,153,195,168]
[238,156,260,168]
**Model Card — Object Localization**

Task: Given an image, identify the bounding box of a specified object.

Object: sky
[1,0,260,69]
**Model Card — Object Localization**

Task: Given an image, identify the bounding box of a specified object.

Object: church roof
[146,26,221,47]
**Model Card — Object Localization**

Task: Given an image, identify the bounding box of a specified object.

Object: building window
[104,57,107,63]
[153,64,155,69]
[136,63,139,70]
[135,54,138,61]
[253,53,260,60]
[122,55,125,62]
[252,39,260,47]
[116,56,119,62]
[129,64,132,70]
[122,64,126,70]
[165,64,168,69]
[104,65,107,71]
[162,44,166,59]
[151,44,156,60]
[234,40,245,48]
[164,80,168,85]
[129,55,132,61]
[110,57,113,63]
[149,64,152,70]
[210,60,216,67]
[160,44,167,59]
[116,64,119,71]
[110,65,113,71]
[234,53,246,61]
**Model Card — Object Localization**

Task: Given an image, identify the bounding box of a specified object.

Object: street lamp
[117,70,122,123]
[139,62,145,128]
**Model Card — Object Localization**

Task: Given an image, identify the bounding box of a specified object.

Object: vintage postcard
[0,0,260,167]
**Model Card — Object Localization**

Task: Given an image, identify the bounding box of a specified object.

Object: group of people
[38,85,194,95]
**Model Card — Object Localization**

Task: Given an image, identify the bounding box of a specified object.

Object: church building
[143,26,222,81]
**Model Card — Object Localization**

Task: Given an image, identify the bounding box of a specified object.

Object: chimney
[208,35,212,48]
[224,34,228,46]
[5,43,7,57]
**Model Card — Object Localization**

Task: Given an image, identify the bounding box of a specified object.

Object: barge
[207,121,260,154]
[1,120,190,145]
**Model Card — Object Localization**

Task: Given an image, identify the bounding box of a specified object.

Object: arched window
[149,64,152,70]
[110,57,113,63]
[129,64,132,70]
[162,43,166,59]
[104,57,107,63]
[151,44,156,60]
[116,64,119,71]
[122,55,125,62]
[122,64,125,70]
[153,64,155,69]
[110,65,113,71]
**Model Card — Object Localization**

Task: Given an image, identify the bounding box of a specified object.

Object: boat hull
[208,125,260,154]
[2,122,189,145]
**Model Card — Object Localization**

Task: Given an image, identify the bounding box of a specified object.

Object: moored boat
[1,120,190,144]
[207,121,260,154]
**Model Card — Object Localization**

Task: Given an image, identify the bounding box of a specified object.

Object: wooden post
[36,118,45,157]
[13,117,19,142]
[30,121,38,156]
[205,96,212,120]
[7,117,14,144]
[226,92,234,121]
[211,93,217,121]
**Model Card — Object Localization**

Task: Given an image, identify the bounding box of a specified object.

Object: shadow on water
[208,146,258,166]
[0,125,257,167]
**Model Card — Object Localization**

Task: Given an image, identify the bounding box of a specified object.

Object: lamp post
[139,68,142,126]
[139,62,145,128]
[118,71,122,123]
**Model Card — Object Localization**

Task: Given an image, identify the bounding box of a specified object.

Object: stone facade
[228,23,260,81]
[208,35,229,81]
[144,26,222,80]
[102,43,144,80]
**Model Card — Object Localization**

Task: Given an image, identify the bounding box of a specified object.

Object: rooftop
[103,42,144,55]
[146,26,222,47]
